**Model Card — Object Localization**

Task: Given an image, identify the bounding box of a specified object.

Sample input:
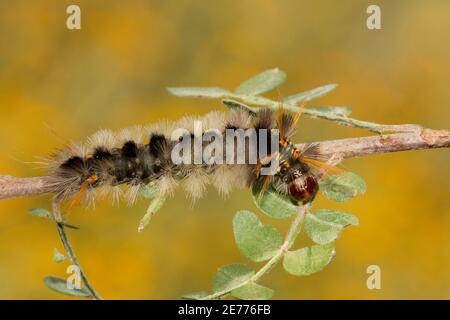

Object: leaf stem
[200,205,307,300]
[52,199,102,300]
[228,93,422,134]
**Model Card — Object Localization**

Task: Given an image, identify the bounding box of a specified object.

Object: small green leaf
[139,181,159,199]
[44,276,91,297]
[182,291,209,300]
[252,185,298,219]
[308,106,352,117]
[283,84,337,104]
[213,264,254,293]
[231,282,274,300]
[233,211,282,262]
[167,87,230,98]
[305,210,359,244]
[235,68,286,96]
[29,208,52,219]
[138,196,166,232]
[320,172,366,202]
[52,248,67,263]
[222,99,258,117]
[283,244,335,276]
[28,208,79,229]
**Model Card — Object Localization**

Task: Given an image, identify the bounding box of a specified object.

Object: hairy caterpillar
[41,107,332,209]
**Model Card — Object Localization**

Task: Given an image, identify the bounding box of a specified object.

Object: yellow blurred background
[0,0,449,299]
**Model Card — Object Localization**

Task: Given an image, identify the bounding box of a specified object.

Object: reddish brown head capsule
[289,176,319,204]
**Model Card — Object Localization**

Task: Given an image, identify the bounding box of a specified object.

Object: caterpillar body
[43,108,329,208]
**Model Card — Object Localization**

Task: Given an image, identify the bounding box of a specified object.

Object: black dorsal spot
[140,169,150,180]
[152,163,163,174]
[177,132,195,143]
[254,108,274,130]
[93,147,112,160]
[60,156,84,169]
[121,141,138,158]
[149,134,167,158]
[225,124,238,131]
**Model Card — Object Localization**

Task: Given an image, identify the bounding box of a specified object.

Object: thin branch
[0,175,49,200]
[314,128,450,160]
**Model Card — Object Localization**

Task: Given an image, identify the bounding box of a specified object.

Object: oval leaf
[231,282,274,300]
[213,264,254,293]
[283,84,337,104]
[306,210,359,244]
[233,211,282,262]
[44,276,91,297]
[167,87,230,98]
[252,185,298,219]
[139,181,159,199]
[29,208,52,219]
[235,68,286,96]
[52,248,67,263]
[138,196,166,232]
[283,244,335,276]
[319,172,366,202]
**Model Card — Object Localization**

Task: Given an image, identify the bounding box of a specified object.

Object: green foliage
[320,172,366,202]
[139,181,160,199]
[233,211,282,262]
[173,69,368,300]
[234,68,286,96]
[212,264,255,293]
[52,248,67,263]
[283,244,335,276]
[305,210,359,244]
[138,181,166,232]
[168,67,388,133]
[29,207,79,229]
[29,208,52,219]
[222,99,258,116]
[44,276,91,298]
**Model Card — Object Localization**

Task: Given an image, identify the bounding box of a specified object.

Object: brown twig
[0,175,50,200]
[315,128,450,160]
[1,128,448,201]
